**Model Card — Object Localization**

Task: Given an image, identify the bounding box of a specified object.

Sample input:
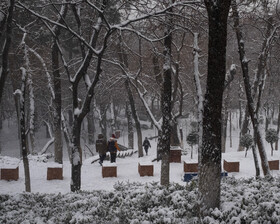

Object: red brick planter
[184,162,198,172]
[138,163,153,176]
[170,148,182,163]
[223,160,239,172]
[102,164,117,178]
[47,164,63,180]
[1,166,19,181]
[268,160,279,170]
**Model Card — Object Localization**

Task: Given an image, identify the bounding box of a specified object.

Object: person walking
[142,137,151,156]
[96,133,107,165]
[108,134,120,163]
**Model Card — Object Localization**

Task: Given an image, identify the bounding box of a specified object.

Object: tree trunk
[100,104,107,138]
[16,68,31,192]
[27,73,35,154]
[160,1,174,187]
[232,0,271,177]
[126,101,134,149]
[70,118,82,192]
[52,41,63,164]
[193,32,204,166]
[87,106,95,145]
[275,102,280,151]
[230,110,232,148]
[238,107,250,151]
[199,0,231,212]
[0,0,14,105]
[125,79,143,157]
[170,121,180,146]
[221,108,228,153]
[252,145,260,177]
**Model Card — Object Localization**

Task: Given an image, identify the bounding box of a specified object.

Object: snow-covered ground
[0,120,279,194]
[1,119,280,223]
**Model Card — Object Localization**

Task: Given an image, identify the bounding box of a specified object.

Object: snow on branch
[16,2,101,56]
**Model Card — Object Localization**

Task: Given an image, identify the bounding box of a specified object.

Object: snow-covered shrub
[265,128,279,156]
[190,121,198,131]
[186,131,199,147]
[240,133,253,157]
[1,178,280,223]
[265,128,278,144]
[187,131,199,159]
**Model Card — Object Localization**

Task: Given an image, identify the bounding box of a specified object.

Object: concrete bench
[170,147,182,163]
[0,166,19,181]
[268,160,279,170]
[138,162,153,177]
[102,163,117,178]
[183,172,228,182]
[223,159,240,172]
[47,163,63,180]
[184,162,198,172]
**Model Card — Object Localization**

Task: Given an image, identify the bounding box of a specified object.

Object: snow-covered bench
[102,162,117,178]
[0,165,19,181]
[223,159,240,172]
[138,162,153,177]
[47,163,63,180]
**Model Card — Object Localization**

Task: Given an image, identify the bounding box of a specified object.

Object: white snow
[1,125,280,194]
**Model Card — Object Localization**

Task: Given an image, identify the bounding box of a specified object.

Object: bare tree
[232,0,271,177]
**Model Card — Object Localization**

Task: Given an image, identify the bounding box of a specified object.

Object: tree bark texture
[0,0,14,105]
[275,103,280,151]
[232,0,271,177]
[52,41,63,164]
[199,0,231,212]
[16,68,31,192]
[125,79,143,157]
[193,32,203,166]
[87,107,95,145]
[126,101,134,149]
[160,1,174,187]
[99,104,108,138]
[70,118,82,192]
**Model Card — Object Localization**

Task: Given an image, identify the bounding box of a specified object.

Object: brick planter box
[1,166,19,181]
[268,160,279,170]
[138,162,153,176]
[170,147,182,163]
[102,163,117,178]
[184,162,198,172]
[47,163,63,180]
[223,160,239,172]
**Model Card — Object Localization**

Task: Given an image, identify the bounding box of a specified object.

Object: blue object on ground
[183,171,228,182]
